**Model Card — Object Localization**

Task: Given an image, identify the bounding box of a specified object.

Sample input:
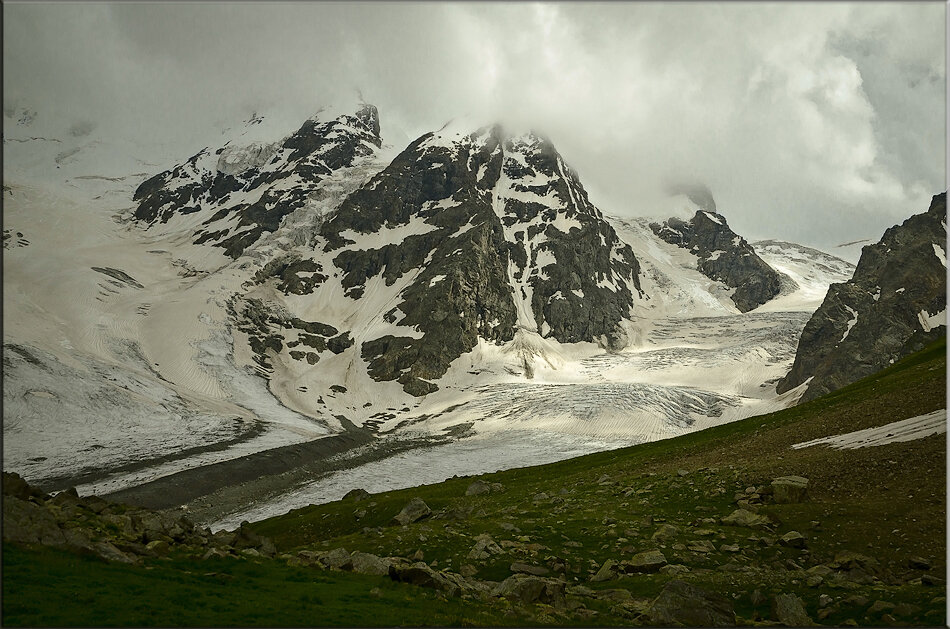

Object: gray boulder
[772,476,809,504]
[319,547,353,570]
[3,497,66,546]
[623,550,667,573]
[651,523,680,541]
[510,562,549,576]
[342,488,371,501]
[721,508,770,528]
[391,498,431,526]
[591,559,619,582]
[772,593,813,626]
[467,534,503,560]
[645,579,736,626]
[350,551,393,576]
[93,541,136,564]
[779,531,807,548]
[492,573,566,607]
[465,480,491,496]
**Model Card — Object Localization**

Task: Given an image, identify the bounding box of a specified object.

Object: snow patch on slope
[792,409,946,450]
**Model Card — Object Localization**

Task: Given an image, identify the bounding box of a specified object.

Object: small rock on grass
[391,498,431,526]
[772,593,812,626]
[624,550,667,573]
[465,480,491,496]
[771,476,809,504]
[591,559,618,582]
[722,509,770,528]
[779,531,807,548]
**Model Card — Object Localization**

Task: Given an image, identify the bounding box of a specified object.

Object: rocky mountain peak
[650,209,783,312]
[238,115,644,395]
[777,192,947,402]
[132,102,385,258]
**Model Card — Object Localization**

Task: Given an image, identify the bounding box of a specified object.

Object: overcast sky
[4,2,946,257]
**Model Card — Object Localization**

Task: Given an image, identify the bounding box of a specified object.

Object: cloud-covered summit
[3,2,944,258]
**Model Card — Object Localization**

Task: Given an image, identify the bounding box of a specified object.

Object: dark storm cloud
[3,2,945,256]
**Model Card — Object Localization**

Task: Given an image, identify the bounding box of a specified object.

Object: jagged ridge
[650,210,783,312]
[777,192,947,401]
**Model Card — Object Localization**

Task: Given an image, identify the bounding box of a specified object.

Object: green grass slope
[4,338,946,626]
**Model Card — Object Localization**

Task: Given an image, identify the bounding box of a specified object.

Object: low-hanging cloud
[3,2,945,256]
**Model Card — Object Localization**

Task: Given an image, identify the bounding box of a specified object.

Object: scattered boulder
[645,579,736,626]
[909,556,931,570]
[145,540,171,556]
[3,472,46,501]
[659,564,691,575]
[722,508,770,528]
[771,476,808,504]
[391,498,431,526]
[467,534,503,560]
[93,541,136,564]
[779,531,807,549]
[624,550,667,573]
[3,497,66,546]
[651,523,680,541]
[687,540,716,553]
[772,593,813,626]
[350,551,393,576]
[202,548,230,560]
[829,551,880,584]
[591,559,619,582]
[866,600,894,616]
[320,547,353,570]
[465,480,491,496]
[342,488,370,502]
[389,561,489,599]
[510,562,549,577]
[492,573,566,607]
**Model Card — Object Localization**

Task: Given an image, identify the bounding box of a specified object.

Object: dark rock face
[651,210,783,312]
[311,124,642,394]
[133,104,382,258]
[777,193,947,402]
[136,106,644,397]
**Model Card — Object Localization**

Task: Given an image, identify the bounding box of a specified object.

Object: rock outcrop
[317,124,643,393]
[650,209,783,312]
[777,192,947,401]
[2,472,275,563]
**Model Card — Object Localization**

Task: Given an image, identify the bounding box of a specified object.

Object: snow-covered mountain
[778,193,947,402]
[3,101,858,519]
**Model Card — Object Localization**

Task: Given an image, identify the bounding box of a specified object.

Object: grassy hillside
[4,338,945,626]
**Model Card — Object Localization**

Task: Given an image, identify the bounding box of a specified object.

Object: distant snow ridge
[132,104,384,258]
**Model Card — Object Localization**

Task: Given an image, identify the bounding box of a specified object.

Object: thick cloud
[3,2,945,257]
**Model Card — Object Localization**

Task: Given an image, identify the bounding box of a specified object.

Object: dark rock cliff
[777,192,947,402]
[651,210,782,312]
